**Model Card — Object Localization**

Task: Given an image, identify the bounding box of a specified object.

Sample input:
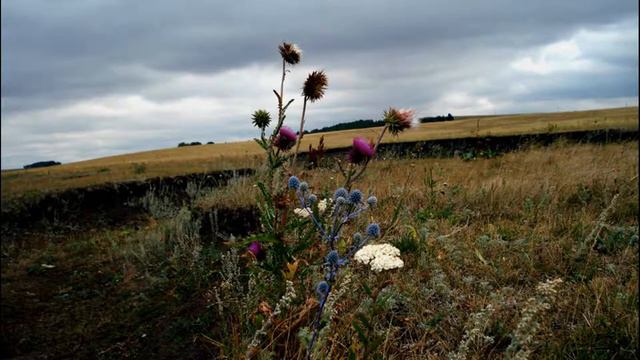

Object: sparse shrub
[141,185,179,218]
[307,135,326,168]
[163,207,202,269]
[505,278,564,359]
[132,162,146,174]
[448,302,497,360]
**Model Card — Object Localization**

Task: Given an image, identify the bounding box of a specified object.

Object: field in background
[1,106,637,197]
[2,141,637,358]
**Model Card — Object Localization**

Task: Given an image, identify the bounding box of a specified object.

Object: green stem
[346,125,388,189]
[291,96,308,167]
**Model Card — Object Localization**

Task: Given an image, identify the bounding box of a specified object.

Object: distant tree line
[305,119,385,135]
[24,160,61,169]
[178,141,215,147]
[303,113,456,135]
[420,113,454,123]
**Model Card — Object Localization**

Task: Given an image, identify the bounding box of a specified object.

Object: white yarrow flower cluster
[294,198,330,218]
[354,244,404,272]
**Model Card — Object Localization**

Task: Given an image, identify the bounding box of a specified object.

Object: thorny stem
[297,191,327,238]
[291,96,309,167]
[344,125,388,190]
[373,125,388,152]
[307,282,332,360]
[280,59,286,113]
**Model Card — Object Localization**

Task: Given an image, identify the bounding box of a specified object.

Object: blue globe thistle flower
[308,194,318,204]
[334,187,348,200]
[349,189,363,204]
[367,196,377,207]
[367,223,381,238]
[326,250,340,265]
[336,196,347,206]
[299,181,309,192]
[288,176,300,190]
[316,281,330,299]
[353,232,363,244]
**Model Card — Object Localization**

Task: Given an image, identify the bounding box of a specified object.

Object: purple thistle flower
[348,137,375,164]
[247,241,265,260]
[274,126,297,151]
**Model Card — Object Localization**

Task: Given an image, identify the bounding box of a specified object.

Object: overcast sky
[1,0,638,169]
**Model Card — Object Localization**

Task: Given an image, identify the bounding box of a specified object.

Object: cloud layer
[1,0,638,169]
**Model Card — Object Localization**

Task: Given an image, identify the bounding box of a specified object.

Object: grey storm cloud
[1,0,638,169]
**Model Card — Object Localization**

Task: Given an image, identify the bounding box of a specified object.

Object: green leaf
[362,283,372,297]
[352,321,368,345]
[355,313,371,329]
[347,349,356,360]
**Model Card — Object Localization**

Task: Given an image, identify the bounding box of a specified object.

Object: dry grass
[1,141,637,358]
[2,106,636,197]
[197,141,639,213]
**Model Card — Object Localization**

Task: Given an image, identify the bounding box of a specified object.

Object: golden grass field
[2,140,637,358]
[2,106,637,197]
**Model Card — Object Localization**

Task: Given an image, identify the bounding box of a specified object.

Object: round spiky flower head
[367,196,377,207]
[288,176,300,190]
[316,281,330,299]
[367,223,381,238]
[251,109,271,129]
[349,189,363,204]
[334,187,348,201]
[299,181,309,192]
[384,107,415,136]
[274,126,297,151]
[303,70,328,102]
[348,137,375,164]
[278,42,301,65]
[326,250,340,265]
[308,194,318,204]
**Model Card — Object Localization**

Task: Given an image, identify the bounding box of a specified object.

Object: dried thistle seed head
[251,109,271,129]
[303,70,328,102]
[278,42,301,65]
[383,107,415,135]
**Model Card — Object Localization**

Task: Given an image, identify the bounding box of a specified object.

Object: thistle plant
[249,42,329,266]
[245,42,415,358]
[337,107,416,190]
